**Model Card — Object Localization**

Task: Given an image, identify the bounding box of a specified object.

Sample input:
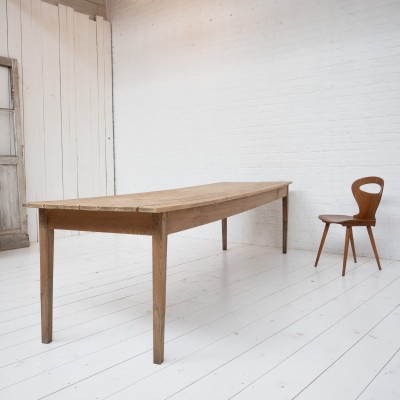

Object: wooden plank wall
[42,0,107,20]
[0,0,114,242]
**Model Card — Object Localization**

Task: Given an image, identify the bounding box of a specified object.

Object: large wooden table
[26,181,290,364]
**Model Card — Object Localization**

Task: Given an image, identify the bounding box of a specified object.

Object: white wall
[109,0,400,259]
[0,0,114,242]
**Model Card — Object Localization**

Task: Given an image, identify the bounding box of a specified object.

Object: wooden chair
[314,177,384,276]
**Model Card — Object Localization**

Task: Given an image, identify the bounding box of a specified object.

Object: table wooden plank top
[25,182,291,213]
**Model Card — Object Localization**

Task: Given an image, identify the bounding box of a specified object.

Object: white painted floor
[0,233,399,400]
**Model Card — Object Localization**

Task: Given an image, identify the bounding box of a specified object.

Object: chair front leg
[342,226,351,276]
[367,226,382,270]
[349,227,357,263]
[315,223,330,267]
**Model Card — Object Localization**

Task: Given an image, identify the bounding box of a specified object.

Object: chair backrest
[352,176,384,221]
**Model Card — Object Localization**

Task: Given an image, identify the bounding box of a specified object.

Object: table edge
[24,181,292,213]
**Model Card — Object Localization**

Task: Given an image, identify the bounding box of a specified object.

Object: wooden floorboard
[0,233,398,400]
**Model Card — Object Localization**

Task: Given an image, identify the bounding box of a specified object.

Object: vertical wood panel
[59,4,77,201]
[89,19,100,196]
[41,0,107,20]
[74,11,92,198]
[41,1,63,202]
[0,0,8,56]
[7,0,24,144]
[5,0,114,242]
[20,0,36,241]
[0,165,20,230]
[103,20,114,195]
[7,0,21,60]
[20,0,47,242]
[96,15,106,196]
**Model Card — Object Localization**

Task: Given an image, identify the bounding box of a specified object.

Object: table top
[24,182,291,213]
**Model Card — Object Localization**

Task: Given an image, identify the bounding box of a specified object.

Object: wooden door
[0,56,29,250]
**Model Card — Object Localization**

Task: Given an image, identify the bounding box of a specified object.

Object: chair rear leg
[342,227,351,276]
[315,223,330,267]
[367,226,382,270]
[349,227,357,263]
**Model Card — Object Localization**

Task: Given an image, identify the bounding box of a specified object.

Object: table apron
[167,186,288,234]
[44,186,288,236]
[47,209,154,235]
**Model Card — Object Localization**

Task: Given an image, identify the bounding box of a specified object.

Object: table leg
[282,194,288,254]
[39,209,54,344]
[152,213,168,364]
[222,218,227,250]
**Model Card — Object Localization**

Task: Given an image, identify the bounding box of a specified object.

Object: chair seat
[318,214,375,226]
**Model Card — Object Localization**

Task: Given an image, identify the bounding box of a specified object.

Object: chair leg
[367,226,382,271]
[342,226,351,276]
[349,227,357,263]
[315,223,330,267]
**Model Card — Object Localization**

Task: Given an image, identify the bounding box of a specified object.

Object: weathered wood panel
[59,4,78,201]
[74,11,92,199]
[0,165,20,230]
[96,16,107,196]
[3,0,114,243]
[42,2,63,202]
[42,0,106,20]
[0,0,7,56]
[89,19,100,197]
[21,0,47,242]
[104,20,114,196]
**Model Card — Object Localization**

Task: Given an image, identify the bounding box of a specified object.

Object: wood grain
[282,194,288,254]
[315,223,330,267]
[167,186,288,234]
[342,226,351,276]
[152,213,168,364]
[367,226,381,271]
[349,227,357,263]
[47,209,154,235]
[0,165,20,230]
[26,182,290,213]
[39,209,54,343]
[222,218,227,250]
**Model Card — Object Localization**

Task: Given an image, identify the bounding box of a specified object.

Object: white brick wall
[108,0,400,260]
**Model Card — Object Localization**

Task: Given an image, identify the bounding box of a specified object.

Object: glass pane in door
[0,110,16,156]
[0,66,11,109]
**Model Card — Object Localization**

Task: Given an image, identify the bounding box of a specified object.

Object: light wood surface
[30,182,291,364]
[26,182,290,213]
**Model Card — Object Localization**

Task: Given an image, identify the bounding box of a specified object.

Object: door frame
[0,56,29,250]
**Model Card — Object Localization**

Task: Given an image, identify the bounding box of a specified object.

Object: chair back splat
[352,176,384,224]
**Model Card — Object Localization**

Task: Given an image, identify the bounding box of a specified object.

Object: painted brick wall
[108,0,400,259]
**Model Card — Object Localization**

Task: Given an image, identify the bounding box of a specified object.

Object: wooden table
[26,181,291,364]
